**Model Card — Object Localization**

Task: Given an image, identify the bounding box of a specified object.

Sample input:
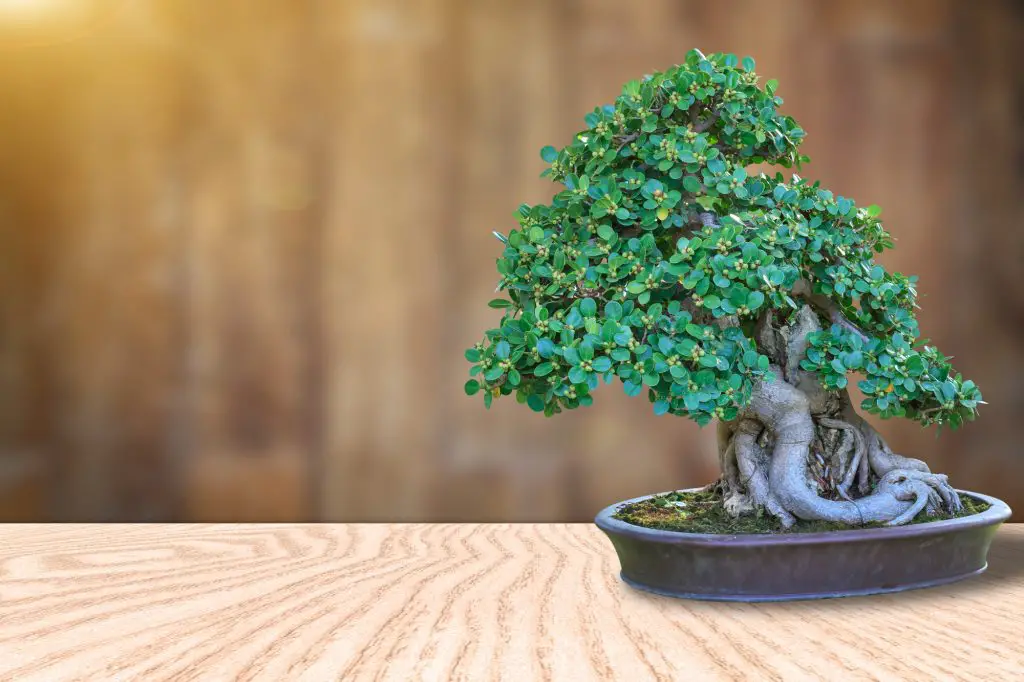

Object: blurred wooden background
[0,0,1020,522]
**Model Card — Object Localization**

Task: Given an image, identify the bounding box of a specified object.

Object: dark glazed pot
[595,487,1012,602]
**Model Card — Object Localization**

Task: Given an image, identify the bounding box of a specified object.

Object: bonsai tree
[464,49,983,529]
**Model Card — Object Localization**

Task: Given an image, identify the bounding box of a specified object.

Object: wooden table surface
[0,523,1021,682]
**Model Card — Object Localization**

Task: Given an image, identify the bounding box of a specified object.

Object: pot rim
[594,487,1012,547]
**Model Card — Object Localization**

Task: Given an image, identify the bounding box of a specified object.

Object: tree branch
[698,211,720,228]
[792,279,870,344]
[689,104,719,133]
[614,132,639,152]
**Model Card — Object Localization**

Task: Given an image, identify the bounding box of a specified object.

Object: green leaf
[507,369,521,386]
[597,224,616,242]
[565,308,583,328]
[682,176,702,193]
[580,297,597,317]
[626,281,647,294]
[765,78,779,95]
[465,348,481,362]
[843,351,863,369]
[484,366,504,381]
[465,379,480,396]
[615,207,631,221]
[653,400,671,416]
[703,295,721,309]
[562,347,581,365]
[867,204,882,217]
[528,225,544,242]
[592,357,612,373]
[941,381,956,401]
[536,338,555,358]
[540,145,558,162]
[605,300,623,320]
[527,394,545,412]
[495,341,511,359]
[534,362,554,377]
[488,298,512,309]
[601,320,618,342]
[568,366,588,384]
[747,290,765,310]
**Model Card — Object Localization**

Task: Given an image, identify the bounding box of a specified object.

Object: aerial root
[733,420,797,528]
[815,417,867,500]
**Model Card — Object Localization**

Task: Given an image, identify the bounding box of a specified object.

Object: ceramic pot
[595,487,1011,602]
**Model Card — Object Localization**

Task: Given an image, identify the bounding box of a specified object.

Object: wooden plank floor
[0,523,1021,681]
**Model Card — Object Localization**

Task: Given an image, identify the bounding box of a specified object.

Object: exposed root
[835,389,960,511]
[868,428,931,476]
[710,418,758,514]
[708,304,964,528]
[733,419,796,528]
[703,420,740,496]
[718,420,740,494]
[815,417,866,501]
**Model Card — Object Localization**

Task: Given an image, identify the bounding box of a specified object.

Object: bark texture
[712,305,962,529]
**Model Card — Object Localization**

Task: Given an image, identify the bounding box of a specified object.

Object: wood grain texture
[1,524,1022,681]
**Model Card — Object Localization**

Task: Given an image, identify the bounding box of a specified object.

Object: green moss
[611,489,991,534]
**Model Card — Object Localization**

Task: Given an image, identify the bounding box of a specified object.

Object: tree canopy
[464,49,982,430]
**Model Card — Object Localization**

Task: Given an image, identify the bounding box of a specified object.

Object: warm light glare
[0,0,55,12]
[0,0,99,44]
[0,0,81,25]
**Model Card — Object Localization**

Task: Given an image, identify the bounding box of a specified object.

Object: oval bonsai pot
[595,487,1012,602]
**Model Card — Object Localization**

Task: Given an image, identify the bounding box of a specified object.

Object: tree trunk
[712,306,963,529]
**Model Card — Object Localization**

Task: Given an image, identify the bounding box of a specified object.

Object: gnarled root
[711,304,963,528]
[705,417,796,527]
[732,419,796,527]
[703,421,740,497]
[835,391,962,516]
[815,417,867,500]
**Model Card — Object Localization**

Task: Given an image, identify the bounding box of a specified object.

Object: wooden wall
[0,0,1020,522]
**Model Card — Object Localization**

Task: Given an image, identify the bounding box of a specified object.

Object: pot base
[595,487,1011,602]
[619,565,988,602]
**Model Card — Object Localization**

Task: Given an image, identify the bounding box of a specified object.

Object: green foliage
[465,49,982,430]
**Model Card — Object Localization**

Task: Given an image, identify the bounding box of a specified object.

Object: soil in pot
[613,488,992,535]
